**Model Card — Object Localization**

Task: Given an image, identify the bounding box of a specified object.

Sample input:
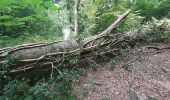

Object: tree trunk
[0,9,132,74]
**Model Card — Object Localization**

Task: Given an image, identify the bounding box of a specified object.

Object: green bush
[0,67,86,100]
[139,18,170,43]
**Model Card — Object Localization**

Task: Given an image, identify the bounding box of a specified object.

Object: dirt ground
[73,43,170,100]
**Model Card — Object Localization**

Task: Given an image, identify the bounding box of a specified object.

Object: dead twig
[50,62,62,78]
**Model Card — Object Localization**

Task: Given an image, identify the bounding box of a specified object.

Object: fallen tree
[0,9,133,75]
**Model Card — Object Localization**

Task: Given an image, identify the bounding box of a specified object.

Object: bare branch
[100,9,131,35]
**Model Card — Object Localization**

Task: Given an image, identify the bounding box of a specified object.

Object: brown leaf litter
[73,43,170,100]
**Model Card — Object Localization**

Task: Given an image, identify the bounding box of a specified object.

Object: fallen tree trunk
[0,9,132,74]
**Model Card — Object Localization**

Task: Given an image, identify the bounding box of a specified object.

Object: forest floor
[73,42,170,100]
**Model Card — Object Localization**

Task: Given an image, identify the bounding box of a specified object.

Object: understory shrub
[0,68,86,100]
[139,18,170,43]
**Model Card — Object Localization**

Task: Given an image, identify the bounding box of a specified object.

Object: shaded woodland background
[0,0,170,100]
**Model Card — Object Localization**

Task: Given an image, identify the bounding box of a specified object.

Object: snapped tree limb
[100,9,131,35]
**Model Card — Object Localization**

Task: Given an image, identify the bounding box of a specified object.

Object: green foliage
[0,51,8,57]
[101,96,109,100]
[2,80,17,99]
[157,0,170,19]
[0,32,61,47]
[79,0,128,36]
[77,0,170,36]
[1,0,170,99]
[116,13,144,33]
[1,80,55,100]
[134,0,160,21]
[90,63,98,71]
[0,53,20,78]
[81,88,89,97]
[0,68,86,100]
[79,0,143,36]
[140,18,170,43]
[0,0,57,37]
[108,59,119,70]
[134,0,170,21]
[1,0,169,45]
[0,53,86,99]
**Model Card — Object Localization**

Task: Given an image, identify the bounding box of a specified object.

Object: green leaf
[32,0,43,6]
[0,0,13,11]
[0,21,25,27]
[50,5,58,11]
[0,51,9,57]
[43,1,58,11]
[24,95,33,100]
[36,6,46,12]
[21,0,32,5]
[0,0,11,5]
[44,1,54,8]
[0,15,12,20]
[16,15,36,21]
